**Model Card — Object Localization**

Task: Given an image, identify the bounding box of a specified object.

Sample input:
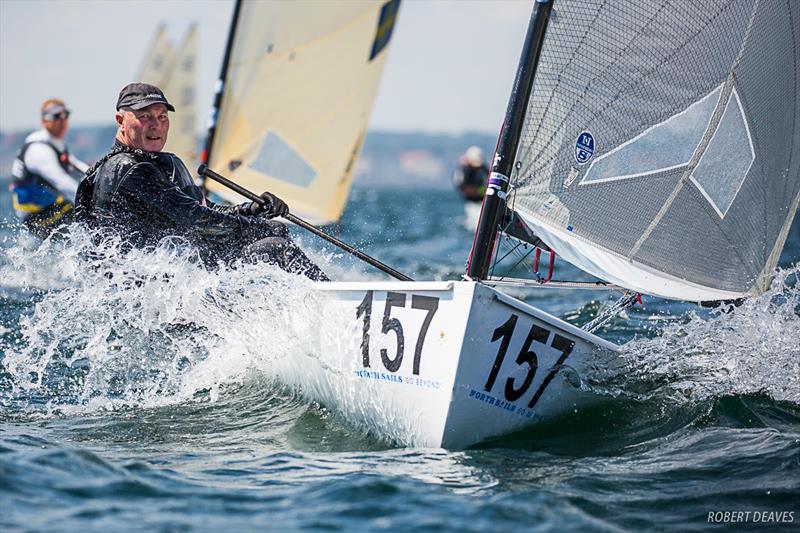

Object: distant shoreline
[1,128,498,190]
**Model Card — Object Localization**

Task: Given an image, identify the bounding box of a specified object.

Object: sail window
[580,85,723,184]
[689,88,754,219]
[249,131,317,188]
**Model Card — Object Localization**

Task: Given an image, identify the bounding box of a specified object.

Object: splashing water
[0,226,330,416]
[603,267,800,405]
[1,222,798,434]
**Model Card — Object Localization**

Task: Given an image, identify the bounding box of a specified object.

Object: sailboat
[202,0,400,225]
[136,24,174,88]
[210,0,799,448]
[136,24,199,171]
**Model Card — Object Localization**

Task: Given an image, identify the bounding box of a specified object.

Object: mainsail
[504,0,799,302]
[204,0,400,225]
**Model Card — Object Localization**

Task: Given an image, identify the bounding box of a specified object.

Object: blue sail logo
[575,131,595,165]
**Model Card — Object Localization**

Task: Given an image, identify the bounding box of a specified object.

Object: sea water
[1,186,798,531]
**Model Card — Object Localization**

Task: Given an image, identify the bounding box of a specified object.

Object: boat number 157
[485,314,575,408]
[356,291,439,375]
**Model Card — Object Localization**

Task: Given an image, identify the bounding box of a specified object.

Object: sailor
[9,99,89,238]
[75,82,328,281]
[452,146,489,202]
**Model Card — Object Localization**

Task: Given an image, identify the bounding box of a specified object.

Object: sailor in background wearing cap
[9,99,88,238]
[75,82,327,280]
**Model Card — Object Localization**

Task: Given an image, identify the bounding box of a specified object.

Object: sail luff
[467,0,554,280]
[201,0,243,168]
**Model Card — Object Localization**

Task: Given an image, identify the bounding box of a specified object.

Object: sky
[0,0,532,134]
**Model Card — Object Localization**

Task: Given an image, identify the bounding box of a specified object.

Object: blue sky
[0,0,532,134]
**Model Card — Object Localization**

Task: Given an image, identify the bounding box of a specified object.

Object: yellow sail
[162,24,199,170]
[136,24,174,87]
[206,0,400,225]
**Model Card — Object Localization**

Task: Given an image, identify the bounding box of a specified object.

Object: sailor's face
[42,114,68,139]
[116,103,169,152]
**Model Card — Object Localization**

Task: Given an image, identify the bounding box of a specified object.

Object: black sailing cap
[116,82,175,112]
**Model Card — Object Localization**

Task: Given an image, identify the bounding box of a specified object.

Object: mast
[466,0,554,280]
[200,0,243,169]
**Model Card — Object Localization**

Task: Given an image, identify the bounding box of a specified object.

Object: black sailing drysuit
[75,140,327,280]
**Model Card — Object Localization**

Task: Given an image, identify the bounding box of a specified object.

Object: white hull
[272,280,618,449]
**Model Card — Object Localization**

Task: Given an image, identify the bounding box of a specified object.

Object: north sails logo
[575,131,595,165]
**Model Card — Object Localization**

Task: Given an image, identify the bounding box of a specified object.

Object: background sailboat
[136,24,199,171]
[135,24,174,88]
[202,0,400,225]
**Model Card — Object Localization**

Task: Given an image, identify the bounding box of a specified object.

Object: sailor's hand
[237,192,288,218]
[254,191,288,219]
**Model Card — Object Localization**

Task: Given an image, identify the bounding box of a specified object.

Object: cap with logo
[116,82,176,112]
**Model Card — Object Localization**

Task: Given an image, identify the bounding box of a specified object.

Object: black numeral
[411,295,439,375]
[380,292,406,372]
[504,324,548,401]
[356,290,373,367]
[527,333,575,409]
[485,314,517,392]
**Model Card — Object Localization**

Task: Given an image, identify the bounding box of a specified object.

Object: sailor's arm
[24,143,79,200]
[119,164,285,241]
[69,153,89,174]
[169,155,288,219]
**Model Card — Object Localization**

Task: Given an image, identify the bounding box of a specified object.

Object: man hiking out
[75,82,327,281]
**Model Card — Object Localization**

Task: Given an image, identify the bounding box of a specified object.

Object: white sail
[161,24,199,170]
[205,0,400,225]
[135,24,198,171]
[506,0,800,302]
[136,24,174,88]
